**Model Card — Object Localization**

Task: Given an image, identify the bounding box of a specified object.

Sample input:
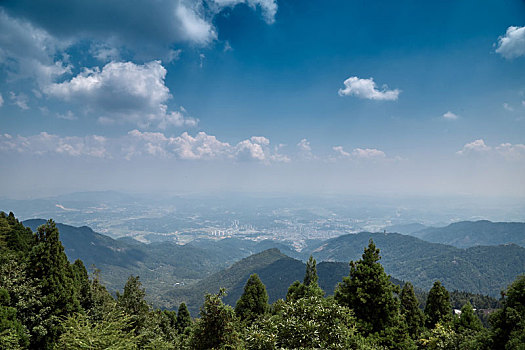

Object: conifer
[235,273,269,323]
[424,280,452,328]
[334,239,399,334]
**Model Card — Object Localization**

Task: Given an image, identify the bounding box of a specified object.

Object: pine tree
[72,259,93,311]
[400,282,425,339]
[286,256,324,302]
[117,276,150,332]
[490,275,525,349]
[303,255,318,286]
[235,273,269,323]
[334,239,399,334]
[176,302,192,333]
[28,220,81,349]
[454,302,482,333]
[188,289,242,350]
[424,280,452,328]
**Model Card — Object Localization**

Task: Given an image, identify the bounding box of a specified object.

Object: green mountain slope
[414,220,525,248]
[305,231,525,296]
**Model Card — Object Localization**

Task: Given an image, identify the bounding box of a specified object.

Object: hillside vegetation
[413,220,525,248]
[1,211,524,349]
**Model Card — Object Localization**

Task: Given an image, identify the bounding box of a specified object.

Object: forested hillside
[413,220,525,248]
[2,211,524,349]
[306,231,525,296]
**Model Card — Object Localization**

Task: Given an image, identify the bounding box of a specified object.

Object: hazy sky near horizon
[1,0,525,198]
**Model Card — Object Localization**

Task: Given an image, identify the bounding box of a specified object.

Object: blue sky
[0,0,524,198]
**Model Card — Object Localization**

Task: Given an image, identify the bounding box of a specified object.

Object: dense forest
[1,211,524,349]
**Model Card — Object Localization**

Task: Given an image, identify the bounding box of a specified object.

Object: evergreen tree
[176,302,192,333]
[400,282,425,339]
[334,239,399,334]
[425,281,452,328]
[454,302,482,333]
[72,259,93,311]
[188,289,242,350]
[235,273,269,323]
[117,276,150,332]
[303,255,318,286]
[490,275,525,349]
[286,256,324,302]
[28,220,81,349]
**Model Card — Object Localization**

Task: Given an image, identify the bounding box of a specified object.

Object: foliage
[187,289,243,350]
[245,295,363,349]
[235,274,269,323]
[490,274,525,350]
[0,288,29,349]
[334,239,400,335]
[28,220,81,349]
[425,281,452,328]
[176,303,192,334]
[55,311,139,350]
[400,282,425,339]
[286,255,325,302]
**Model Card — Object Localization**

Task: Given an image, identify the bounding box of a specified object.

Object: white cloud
[495,143,525,160]
[496,26,525,59]
[0,10,70,85]
[332,146,350,157]
[297,138,311,152]
[0,132,108,158]
[457,139,492,155]
[0,93,3,107]
[332,145,388,160]
[352,148,386,159]
[457,139,525,161]
[2,0,277,59]
[443,111,459,120]
[89,43,120,62]
[126,130,286,162]
[9,92,29,110]
[338,76,400,101]
[45,61,197,129]
[56,111,77,120]
[503,103,514,112]
[175,3,217,45]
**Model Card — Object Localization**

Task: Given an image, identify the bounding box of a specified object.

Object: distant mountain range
[22,219,525,310]
[303,231,525,297]
[411,220,525,248]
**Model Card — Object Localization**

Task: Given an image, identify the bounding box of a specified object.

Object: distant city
[2,191,524,249]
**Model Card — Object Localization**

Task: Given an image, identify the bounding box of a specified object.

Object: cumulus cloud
[0,132,108,158]
[496,143,525,160]
[332,145,388,160]
[0,93,3,107]
[496,26,525,59]
[338,76,400,101]
[332,146,350,157]
[45,61,197,129]
[0,10,70,85]
[443,111,459,120]
[456,139,491,155]
[503,103,514,112]
[2,0,277,57]
[457,139,525,161]
[126,130,287,162]
[352,148,386,159]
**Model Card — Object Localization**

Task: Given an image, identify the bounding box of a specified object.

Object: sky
[0,0,525,199]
